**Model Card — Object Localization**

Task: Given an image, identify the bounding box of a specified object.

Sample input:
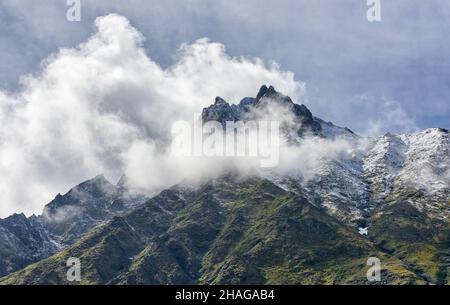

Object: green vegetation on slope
[0,177,443,285]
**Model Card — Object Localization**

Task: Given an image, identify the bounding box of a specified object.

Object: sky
[1,0,449,131]
[0,0,449,217]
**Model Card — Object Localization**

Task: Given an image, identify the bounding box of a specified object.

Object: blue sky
[0,0,449,132]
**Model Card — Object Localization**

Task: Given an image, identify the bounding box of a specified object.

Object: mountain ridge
[0,85,448,284]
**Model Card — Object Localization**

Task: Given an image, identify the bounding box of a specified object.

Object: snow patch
[358,227,368,236]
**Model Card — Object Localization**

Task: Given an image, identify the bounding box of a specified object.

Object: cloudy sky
[2,0,450,130]
[0,0,449,216]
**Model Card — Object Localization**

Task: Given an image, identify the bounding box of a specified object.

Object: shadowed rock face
[0,213,58,277]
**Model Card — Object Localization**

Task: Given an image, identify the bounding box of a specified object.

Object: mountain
[0,213,59,277]
[0,174,147,278]
[0,176,427,284]
[0,86,448,284]
[42,174,146,244]
[202,85,324,138]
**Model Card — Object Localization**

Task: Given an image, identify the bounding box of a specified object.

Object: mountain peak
[214,96,228,106]
[43,174,117,216]
[79,174,111,186]
[255,85,293,106]
[3,213,27,223]
[91,174,108,182]
[255,85,274,100]
[117,174,128,188]
[201,85,337,137]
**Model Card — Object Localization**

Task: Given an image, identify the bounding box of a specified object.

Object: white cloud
[0,14,303,217]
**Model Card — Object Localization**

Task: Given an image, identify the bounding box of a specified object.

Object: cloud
[309,92,419,136]
[0,14,303,217]
[365,97,418,136]
[3,1,449,130]
[0,13,430,220]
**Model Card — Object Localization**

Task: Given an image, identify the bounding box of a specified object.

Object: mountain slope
[41,174,146,244]
[0,213,59,277]
[0,85,448,285]
[0,176,425,285]
[0,175,147,278]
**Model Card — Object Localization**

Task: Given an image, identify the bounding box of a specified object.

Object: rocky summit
[0,86,448,285]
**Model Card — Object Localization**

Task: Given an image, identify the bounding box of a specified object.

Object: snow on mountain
[364,128,449,220]
[315,117,357,140]
[398,128,450,195]
[363,133,408,201]
[201,85,449,225]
